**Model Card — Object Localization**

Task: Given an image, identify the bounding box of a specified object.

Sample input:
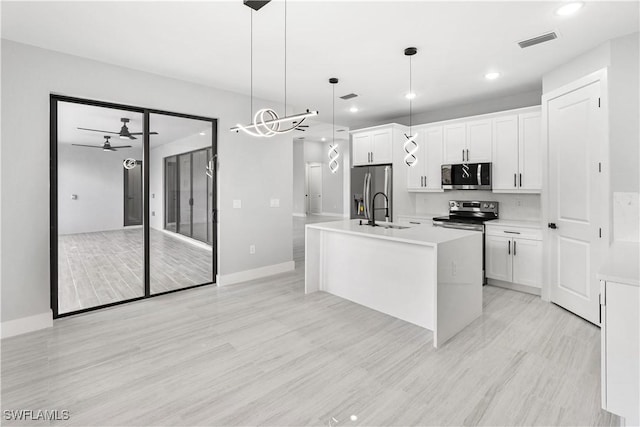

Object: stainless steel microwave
[441,163,492,190]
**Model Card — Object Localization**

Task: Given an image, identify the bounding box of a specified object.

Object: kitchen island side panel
[434,233,483,347]
[321,231,436,330]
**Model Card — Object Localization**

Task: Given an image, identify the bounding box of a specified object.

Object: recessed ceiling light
[199,131,206,136]
[405,92,416,100]
[556,2,583,16]
[350,107,359,113]
[321,137,326,141]
[485,72,501,80]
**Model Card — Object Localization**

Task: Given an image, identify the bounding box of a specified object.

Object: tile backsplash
[415,191,541,221]
[613,192,640,242]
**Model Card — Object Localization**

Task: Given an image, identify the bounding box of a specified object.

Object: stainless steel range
[433,200,499,282]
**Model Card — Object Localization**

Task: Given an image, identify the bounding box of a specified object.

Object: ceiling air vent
[518,31,558,49]
[340,93,358,100]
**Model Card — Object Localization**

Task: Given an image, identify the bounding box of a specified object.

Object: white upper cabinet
[443,123,466,163]
[407,125,443,192]
[466,119,492,162]
[443,119,492,163]
[492,115,520,191]
[518,112,542,191]
[492,109,541,193]
[351,126,393,166]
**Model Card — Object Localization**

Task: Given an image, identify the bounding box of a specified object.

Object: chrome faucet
[368,192,389,226]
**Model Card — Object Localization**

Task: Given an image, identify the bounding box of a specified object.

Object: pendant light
[403,47,419,167]
[328,78,340,174]
[231,0,318,137]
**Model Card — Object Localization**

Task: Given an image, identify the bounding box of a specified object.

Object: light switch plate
[233,200,242,209]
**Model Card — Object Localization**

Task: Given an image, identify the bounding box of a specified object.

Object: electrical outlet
[516,199,522,207]
[249,245,256,254]
[451,261,457,277]
[270,198,280,208]
[233,199,242,209]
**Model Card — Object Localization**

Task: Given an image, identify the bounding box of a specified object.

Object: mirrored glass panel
[149,113,214,294]
[57,101,144,314]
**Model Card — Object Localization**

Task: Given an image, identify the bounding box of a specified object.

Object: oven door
[442,163,492,190]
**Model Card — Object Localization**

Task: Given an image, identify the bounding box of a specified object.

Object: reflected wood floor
[2,216,618,426]
[58,229,212,314]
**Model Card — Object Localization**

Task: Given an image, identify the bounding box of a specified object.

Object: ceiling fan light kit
[72,135,132,152]
[232,0,317,138]
[77,117,158,140]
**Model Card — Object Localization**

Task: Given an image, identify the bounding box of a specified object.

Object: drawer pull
[409,221,421,224]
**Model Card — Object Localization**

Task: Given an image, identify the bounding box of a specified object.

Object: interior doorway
[307,162,323,215]
[124,160,143,226]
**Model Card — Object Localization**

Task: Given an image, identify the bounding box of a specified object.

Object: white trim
[158,228,213,251]
[315,212,348,218]
[216,261,295,286]
[541,67,610,303]
[292,212,307,217]
[1,310,53,339]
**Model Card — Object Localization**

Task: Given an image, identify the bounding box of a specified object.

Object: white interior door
[308,163,323,215]
[547,78,605,325]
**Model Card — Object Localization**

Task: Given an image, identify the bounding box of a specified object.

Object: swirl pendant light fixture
[231,0,318,137]
[328,78,340,174]
[403,47,419,167]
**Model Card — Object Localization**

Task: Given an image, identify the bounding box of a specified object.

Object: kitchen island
[305,219,482,348]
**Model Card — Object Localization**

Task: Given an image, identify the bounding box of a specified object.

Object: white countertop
[485,219,542,229]
[598,242,640,287]
[306,219,480,247]
[396,212,445,220]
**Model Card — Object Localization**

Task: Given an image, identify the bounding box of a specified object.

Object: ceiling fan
[77,117,157,140]
[72,136,132,152]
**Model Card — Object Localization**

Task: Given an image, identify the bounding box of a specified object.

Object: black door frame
[50,94,218,319]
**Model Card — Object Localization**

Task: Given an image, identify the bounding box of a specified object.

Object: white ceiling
[58,101,212,148]
[3,1,639,128]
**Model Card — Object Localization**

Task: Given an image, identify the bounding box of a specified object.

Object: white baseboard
[217,261,295,286]
[487,279,541,296]
[292,213,307,217]
[1,310,53,339]
[159,228,213,251]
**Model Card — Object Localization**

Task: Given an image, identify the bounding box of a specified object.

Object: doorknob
[548,223,558,229]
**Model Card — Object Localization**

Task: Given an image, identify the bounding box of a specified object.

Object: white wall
[293,139,345,216]
[58,144,141,234]
[149,132,212,231]
[1,40,293,324]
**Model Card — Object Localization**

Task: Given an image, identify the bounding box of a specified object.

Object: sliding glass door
[149,112,215,295]
[51,95,217,318]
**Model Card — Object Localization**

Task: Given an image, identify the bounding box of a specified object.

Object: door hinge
[598,162,602,173]
[598,97,601,108]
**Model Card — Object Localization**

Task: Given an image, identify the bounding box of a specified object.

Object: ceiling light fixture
[230,0,317,137]
[199,132,206,136]
[556,1,583,16]
[405,92,416,100]
[349,107,358,113]
[328,78,340,174]
[403,47,419,168]
[485,72,501,80]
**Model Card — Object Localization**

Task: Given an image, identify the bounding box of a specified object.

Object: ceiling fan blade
[72,144,104,148]
[129,132,159,135]
[111,145,132,149]
[77,127,120,135]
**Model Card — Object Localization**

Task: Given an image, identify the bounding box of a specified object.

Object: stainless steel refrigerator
[350,164,392,221]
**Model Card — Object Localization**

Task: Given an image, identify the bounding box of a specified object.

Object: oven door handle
[433,222,483,232]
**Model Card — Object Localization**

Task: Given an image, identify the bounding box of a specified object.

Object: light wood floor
[2,215,617,426]
[58,229,212,314]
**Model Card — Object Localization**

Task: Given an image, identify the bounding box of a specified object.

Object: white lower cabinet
[485,224,542,289]
[600,279,640,426]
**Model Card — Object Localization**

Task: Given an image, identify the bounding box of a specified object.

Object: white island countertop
[306,219,480,247]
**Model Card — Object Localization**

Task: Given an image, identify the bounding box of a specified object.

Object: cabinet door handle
[514,173,517,187]
[423,176,426,187]
[519,173,522,187]
[508,240,511,255]
[462,149,465,162]
[466,149,469,161]
[513,241,517,256]
[371,152,373,163]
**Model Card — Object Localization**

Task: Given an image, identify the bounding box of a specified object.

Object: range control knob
[450,201,455,207]
[456,202,460,207]
[483,203,489,208]
[489,203,495,209]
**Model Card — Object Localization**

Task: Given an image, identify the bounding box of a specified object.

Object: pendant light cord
[332,83,335,144]
[250,10,253,121]
[409,54,413,136]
